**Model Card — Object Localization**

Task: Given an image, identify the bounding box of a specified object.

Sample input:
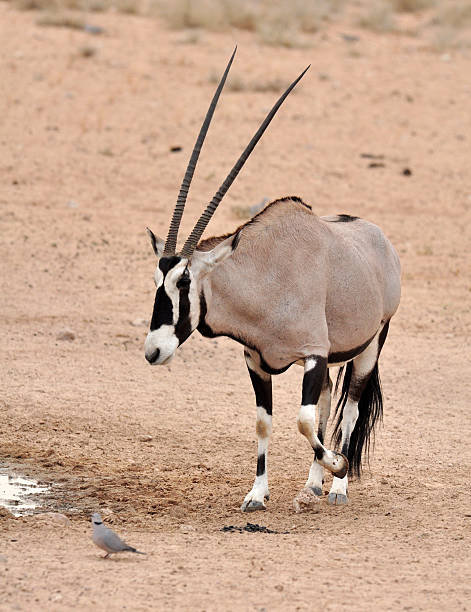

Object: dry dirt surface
[1,3,471,611]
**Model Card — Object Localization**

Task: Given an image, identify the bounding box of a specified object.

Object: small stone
[139,435,152,442]
[56,328,75,341]
[29,512,71,527]
[130,318,149,327]
[179,524,195,533]
[0,555,7,563]
[84,24,104,35]
[0,507,15,520]
[44,512,71,526]
[293,488,320,514]
[66,200,79,208]
[138,435,153,442]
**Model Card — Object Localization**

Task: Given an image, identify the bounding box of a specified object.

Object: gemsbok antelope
[144,49,401,510]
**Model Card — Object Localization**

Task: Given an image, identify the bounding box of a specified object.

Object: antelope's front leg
[297,357,348,483]
[303,371,331,496]
[241,349,272,512]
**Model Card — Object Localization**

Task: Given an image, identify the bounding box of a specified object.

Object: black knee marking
[314,447,324,461]
[301,356,328,406]
[256,454,266,477]
[247,361,272,415]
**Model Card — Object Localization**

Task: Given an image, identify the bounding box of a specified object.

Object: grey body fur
[200,198,401,370]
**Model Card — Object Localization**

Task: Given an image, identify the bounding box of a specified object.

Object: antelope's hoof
[330,452,348,479]
[310,486,323,497]
[328,493,348,506]
[241,500,266,513]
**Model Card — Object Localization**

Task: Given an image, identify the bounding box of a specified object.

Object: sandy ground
[1,2,470,610]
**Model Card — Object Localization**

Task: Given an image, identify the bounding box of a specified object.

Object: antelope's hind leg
[328,323,389,505]
[241,349,272,512]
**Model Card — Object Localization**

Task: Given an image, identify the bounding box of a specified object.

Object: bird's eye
[176,273,191,290]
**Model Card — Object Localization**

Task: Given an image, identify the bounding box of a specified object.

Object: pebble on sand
[131,318,149,327]
[138,435,153,442]
[44,512,71,526]
[56,328,75,341]
[29,512,71,527]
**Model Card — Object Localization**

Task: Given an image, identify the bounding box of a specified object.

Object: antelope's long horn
[163,47,237,257]
[179,65,310,259]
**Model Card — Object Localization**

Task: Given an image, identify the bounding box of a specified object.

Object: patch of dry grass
[155,0,257,31]
[10,0,143,13]
[36,11,85,28]
[155,0,345,45]
[435,2,471,28]
[208,70,289,94]
[357,2,397,32]
[424,1,471,51]
[8,0,471,52]
[389,0,435,12]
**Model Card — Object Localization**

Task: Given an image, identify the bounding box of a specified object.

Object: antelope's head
[144,49,309,366]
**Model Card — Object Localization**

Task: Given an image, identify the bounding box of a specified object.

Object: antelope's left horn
[163,47,237,257]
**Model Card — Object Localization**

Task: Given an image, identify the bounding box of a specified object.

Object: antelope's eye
[176,273,191,290]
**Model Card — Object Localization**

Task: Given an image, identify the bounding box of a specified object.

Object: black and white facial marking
[144,230,236,366]
[145,254,201,366]
[144,229,237,365]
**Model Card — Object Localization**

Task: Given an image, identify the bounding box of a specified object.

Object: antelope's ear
[191,233,238,276]
[146,228,165,258]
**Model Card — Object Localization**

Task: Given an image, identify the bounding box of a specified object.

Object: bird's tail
[127,546,146,555]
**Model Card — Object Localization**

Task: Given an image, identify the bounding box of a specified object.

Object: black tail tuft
[332,362,383,478]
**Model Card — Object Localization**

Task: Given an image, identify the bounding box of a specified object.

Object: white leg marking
[305,461,324,495]
[339,398,359,445]
[330,475,348,496]
[328,475,349,505]
[297,403,316,435]
[242,406,271,511]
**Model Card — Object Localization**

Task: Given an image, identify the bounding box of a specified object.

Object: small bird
[91,513,146,559]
